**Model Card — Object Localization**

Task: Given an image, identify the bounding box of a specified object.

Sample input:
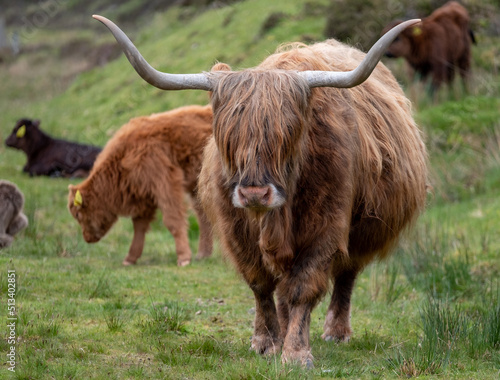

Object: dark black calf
[5,119,101,178]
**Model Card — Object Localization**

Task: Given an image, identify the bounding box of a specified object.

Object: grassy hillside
[1,0,499,378]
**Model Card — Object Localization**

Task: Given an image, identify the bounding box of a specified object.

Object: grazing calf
[5,118,101,177]
[68,105,213,266]
[0,180,28,249]
[383,1,475,92]
[95,16,428,366]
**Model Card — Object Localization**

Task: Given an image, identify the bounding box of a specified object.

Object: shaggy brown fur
[198,39,428,366]
[5,119,101,177]
[0,180,28,248]
[383,1,475,92]
[68,105,213,266]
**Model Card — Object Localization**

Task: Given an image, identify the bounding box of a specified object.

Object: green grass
[1,0,500,378]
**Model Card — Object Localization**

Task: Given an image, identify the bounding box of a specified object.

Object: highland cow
[68,105,213,266]
[383,1,475,92]
[94,16,428,367]
[5,118,101,177]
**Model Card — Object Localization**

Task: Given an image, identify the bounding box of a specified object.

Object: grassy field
[1,0,499,378]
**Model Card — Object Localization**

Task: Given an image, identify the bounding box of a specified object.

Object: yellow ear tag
[16,125,26,138]
[412,26,422,36]
[74,190,83,207]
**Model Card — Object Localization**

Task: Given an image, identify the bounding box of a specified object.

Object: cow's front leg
[276,282,290,341]
[281,302,314,368]
[280,261,328,368]
[123,214,154,266]
[249,279,282,355]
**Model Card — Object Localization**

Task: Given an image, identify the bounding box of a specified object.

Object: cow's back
[426,1,471,63]
[429,1,470,28]
[260,40,428,263]
[94,105,212,193]
[51,139,101,171]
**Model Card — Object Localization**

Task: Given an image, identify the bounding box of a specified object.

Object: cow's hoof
[322,323,352,343]
[122,259,137,266]
[281,348,314,368]
[322,329,351,343]
[178,259,191,267]
[251,335,282,355]
[322,333,351,343]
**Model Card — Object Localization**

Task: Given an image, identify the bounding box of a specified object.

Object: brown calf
[68,105,213,266]
[383,1,475,92]
[94,16,428,367]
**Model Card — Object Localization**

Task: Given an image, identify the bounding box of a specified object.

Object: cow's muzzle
[5,136,16,147]
[232,184,285,210]
[83,232,101,243]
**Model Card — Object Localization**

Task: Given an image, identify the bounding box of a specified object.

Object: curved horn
[92,15,213,91]
[299,19,421,88]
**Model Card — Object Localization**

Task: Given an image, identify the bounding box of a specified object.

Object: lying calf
[5,118,101,178]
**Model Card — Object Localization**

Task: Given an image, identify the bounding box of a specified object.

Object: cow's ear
[411,26,422,37]
[211,62,231,72]
[74,189,83,208]
[68,185,83,208]
[32,120,41,128]
[16,125,26,138]
[209,63,231,99]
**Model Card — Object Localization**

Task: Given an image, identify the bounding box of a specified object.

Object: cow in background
[0,180,28,249]
[383,1,475,93]
[68,105,213,267]
[5,119,101,177]
[94,16,428,367]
